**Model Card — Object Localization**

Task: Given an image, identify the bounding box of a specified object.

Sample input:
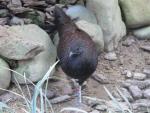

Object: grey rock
[104,52,117,61]
[145,57,150,65]
[0,58,11,95]
[11,24,57,83]
[50,95,71,104]
[126,71,133,78]
[22,0,47,7]
[8,0,22,7]
[0,18,8,25]
[143,68,150,77]
[122,79,150,89]
[11,7,33,14]
[119,0,150,28]
[133,26,150,39]
[92,73,109,84]
[95,105,107,111]
[0,25,44,60]
[120,88,134,102]
[0,9,9,17]
[132,99,150,113]
[44,90,56,99]
[129,85,142,100]
[66,5,97,24]
[133,72,147,80]
[143,89,150,99]
[9,16,24,25]
[87,0,126,51]
[140,45,150,52]
[107,101,129,112]
[122,70,133,78]
[122,37,135,47]
[90,110,100,113]
[25,10,45,26]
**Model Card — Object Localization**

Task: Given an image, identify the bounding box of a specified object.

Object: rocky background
[0,0,150,113]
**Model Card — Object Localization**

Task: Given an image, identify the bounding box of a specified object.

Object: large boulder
[0,25,44,60]
[11,24,57,83]
[87,0,126,52]
[66,5,97,24]
[119,0,150,28]
[0,58,11,94]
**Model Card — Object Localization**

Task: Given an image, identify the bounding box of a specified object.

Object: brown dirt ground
[0,36,150,113]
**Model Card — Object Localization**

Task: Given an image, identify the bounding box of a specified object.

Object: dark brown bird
[53,6,98,103]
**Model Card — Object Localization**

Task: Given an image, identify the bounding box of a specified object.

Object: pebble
[45,89,56,99]
[143,89,150,99]
[92,73,109,84]
[122,38,135,47]
[0,17,8,25]
[122,70,133,78]
[129,85,142,100]
[140,45,150,52]
[122,79,150,89]
[104,52,117,61]
[132,99,150,112]
[120,88,134,102]
[95,104,107,111]
[133,72,147,80]
[90,110,100,113]
[143,68,150,77]
[50,95,71,104]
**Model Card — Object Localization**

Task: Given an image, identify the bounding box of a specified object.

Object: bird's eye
[50,10,54,15]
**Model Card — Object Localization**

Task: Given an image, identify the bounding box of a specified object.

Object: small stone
[0,9,9,17]
[104,52,117,61]
[45,90,56,99]
[0,18,8,25]
[143,89,150,99]
[143,68,150,77]
[145,57,150,65]
[140,45,150,52]
[122,70,133,78]
[90,110,100,113]
[132,99,150,112]
[92,73,109,84]
[8,0,22,7]
[129,85,142,100]
[50,95,71,104]
[120,88,134,102]
[95,105,107,111]
[122,79,150,89]
[9,16,24,25]
[133,72,147,80]
[122,38,135,47]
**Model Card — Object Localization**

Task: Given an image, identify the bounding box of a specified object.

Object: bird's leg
[78,85,82,103]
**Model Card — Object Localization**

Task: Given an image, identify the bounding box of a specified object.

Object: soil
[0,36,149,113]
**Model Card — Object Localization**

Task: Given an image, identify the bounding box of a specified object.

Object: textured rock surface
[66,5,97,24]
[0,58,11,95]
[0,25,44,60]
[119,0,150,28]
[133,72,147,80]
[129,85,142,100]
[87,0,126,51]
[133,26,150,40]
[11,24,57,83]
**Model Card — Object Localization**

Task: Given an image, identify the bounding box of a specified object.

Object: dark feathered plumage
[54,6,98,85]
